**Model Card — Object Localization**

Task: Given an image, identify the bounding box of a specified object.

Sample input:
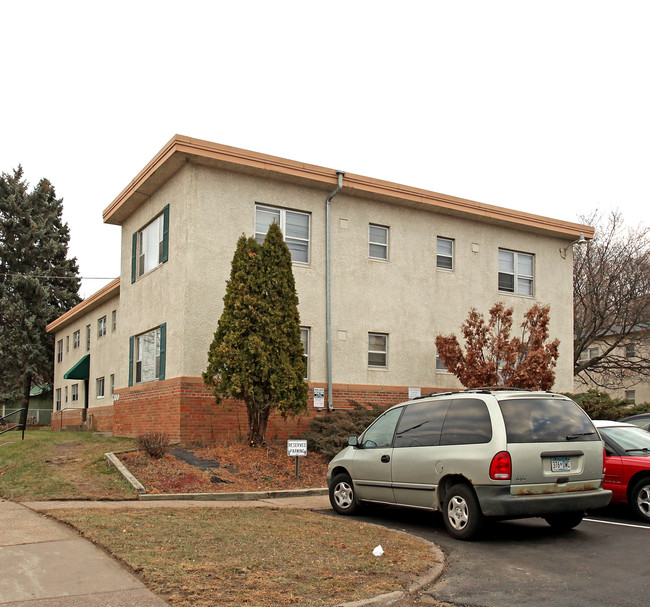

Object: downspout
[326,171,345,411]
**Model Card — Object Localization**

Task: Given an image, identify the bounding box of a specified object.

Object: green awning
[64,355,90,380]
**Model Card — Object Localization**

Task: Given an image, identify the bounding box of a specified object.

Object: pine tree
[0,167,81,421]
[203,224,308,446]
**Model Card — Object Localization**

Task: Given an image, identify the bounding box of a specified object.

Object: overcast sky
[2,1,648,298]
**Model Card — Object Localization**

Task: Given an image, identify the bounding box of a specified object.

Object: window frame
[368,224,389,260]
[96,377,105,399]
[71,384,79,403]
[86,325,91,351]
[437,237,454,270]
[129,323,167,386]
[55,388,62,411]
[435,348,448,371]
[131,205,169,282]
[73,330,80,349]
[368,332,388,368]
[98,316,107,338]
[498,249,534,296]
[56,340,63,363]
[254,204,311,264]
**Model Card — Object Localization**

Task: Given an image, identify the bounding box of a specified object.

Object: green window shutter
[128,336,134,387]
[159,323,167,380]
[161,204,170,264]
[131,232,137,283]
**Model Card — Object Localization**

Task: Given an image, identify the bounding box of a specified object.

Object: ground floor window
[97,377,105,398]
[72,384,79,402]
[130,324,166,386]
[55,388,61,411]
[368,332,388,367]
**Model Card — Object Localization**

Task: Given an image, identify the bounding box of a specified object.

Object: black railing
[0,407,29,440]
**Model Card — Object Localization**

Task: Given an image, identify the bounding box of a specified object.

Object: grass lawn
[49,506,439,607]
[0,429,137,500]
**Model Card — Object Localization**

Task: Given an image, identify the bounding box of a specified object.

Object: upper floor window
[255,204,310,264]
[98,316,107,338]
[368,332,388,368]
[437,237,454,270]
[56,340,63,363]
[435,348,448,371]
[625,343,636,358]
[131,205,169,282]
[498,249,534,296]
[112,310,117,332]
[369,224,389,260]
[66,335,70,352]
[73,330,80,349]
[578,347,599,361]
[86,324,91,351]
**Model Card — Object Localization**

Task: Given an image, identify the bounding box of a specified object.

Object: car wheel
[630,478,650,522]
[544,512,584,531]
[329,473,359,515]
[442,484,484,541]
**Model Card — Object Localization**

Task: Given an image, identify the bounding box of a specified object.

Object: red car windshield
[599,426,650,455]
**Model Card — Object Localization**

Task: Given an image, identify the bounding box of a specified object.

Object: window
[56,340,63,363]
[112,310,117,332]
[369,224,389,260]
[300,327,310,380]
[360,407,403,448]
[255,204,310,264]
[625,390,636,404]
[437,237,454,270]
[98,316,107,338]
[110,374,115,395]
[72,384,79,402]
[578,347,599,361]
[131,205,169,282]
[86,325,91,351]
[96,377,105,398]
[66,335,69,352]
[73,330,80,349]
[55,388,61,411]
[440,399,492,445]
[435,348,448,371]
[498,249,534,296]
[65,386,68,403]
[129,324,166,386]
[625,343,636,358]
[368,332,388,367]
[394,400,451,448]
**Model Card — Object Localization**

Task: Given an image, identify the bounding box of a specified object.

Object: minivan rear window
[498,397,599,443]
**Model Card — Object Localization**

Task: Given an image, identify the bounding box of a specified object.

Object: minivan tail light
[490,451,512,480]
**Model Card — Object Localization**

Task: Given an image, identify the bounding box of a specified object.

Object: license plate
[551,457,571,473]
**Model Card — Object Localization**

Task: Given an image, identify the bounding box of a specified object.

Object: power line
[0,272,116,280]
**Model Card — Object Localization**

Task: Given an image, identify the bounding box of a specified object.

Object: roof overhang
[103,135,594,241]
[46,278,120,334]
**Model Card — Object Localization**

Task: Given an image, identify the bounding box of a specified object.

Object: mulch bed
[117,443,330,494]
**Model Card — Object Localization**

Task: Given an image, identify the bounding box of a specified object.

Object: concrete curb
[334,544,445,607]
[105,451,329,501]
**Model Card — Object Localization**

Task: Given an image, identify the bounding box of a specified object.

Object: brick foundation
[50,404,114,432]
[63,378,447,443]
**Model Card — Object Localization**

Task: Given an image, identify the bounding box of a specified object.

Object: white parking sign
[287,439,307,457]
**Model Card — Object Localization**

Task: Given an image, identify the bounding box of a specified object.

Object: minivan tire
[442,483,484,541]
[329,473,359,515]
[544,511,584,531]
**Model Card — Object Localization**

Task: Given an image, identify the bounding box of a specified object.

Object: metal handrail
[0,407,28,439]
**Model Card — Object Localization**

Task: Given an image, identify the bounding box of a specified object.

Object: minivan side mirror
[347,436,359,447]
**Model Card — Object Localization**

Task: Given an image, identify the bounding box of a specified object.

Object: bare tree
[573,210,650,389]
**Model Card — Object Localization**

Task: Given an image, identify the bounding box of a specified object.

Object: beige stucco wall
[114,161,576,393]
[52,292,120,411]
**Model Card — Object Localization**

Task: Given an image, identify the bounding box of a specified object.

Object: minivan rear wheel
[329,473,359,515]
[544,511,584,531]
[442,484,484,541]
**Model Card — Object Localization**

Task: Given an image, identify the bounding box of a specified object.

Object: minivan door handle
[381,455,390,463]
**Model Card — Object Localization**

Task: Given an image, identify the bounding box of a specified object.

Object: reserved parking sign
[287,439,307,457]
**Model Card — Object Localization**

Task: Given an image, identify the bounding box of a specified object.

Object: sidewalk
[0,495,331,606]
[0,498,168,606]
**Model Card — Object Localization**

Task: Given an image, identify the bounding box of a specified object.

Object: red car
[593,420,650,522]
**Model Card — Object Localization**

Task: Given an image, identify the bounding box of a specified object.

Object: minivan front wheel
[329,473,359,515]
[442,484,484,540]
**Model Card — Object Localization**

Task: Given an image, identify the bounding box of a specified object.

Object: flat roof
[103,135,594,240]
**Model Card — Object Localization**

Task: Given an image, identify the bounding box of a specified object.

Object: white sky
[2,1,648,298]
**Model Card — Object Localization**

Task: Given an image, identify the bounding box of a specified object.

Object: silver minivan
[327,389,611,540]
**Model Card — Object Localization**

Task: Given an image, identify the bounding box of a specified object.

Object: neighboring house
[46,135,593,441]
[575,324,650,404]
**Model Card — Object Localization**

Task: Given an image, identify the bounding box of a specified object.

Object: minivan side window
[361,408,403,448]
[440,399,492,445]
[394,400,451,448]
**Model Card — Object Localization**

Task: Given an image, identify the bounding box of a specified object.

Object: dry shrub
[136,432,171,458]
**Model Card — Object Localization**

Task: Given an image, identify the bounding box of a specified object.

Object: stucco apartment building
[46,135,593,442]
